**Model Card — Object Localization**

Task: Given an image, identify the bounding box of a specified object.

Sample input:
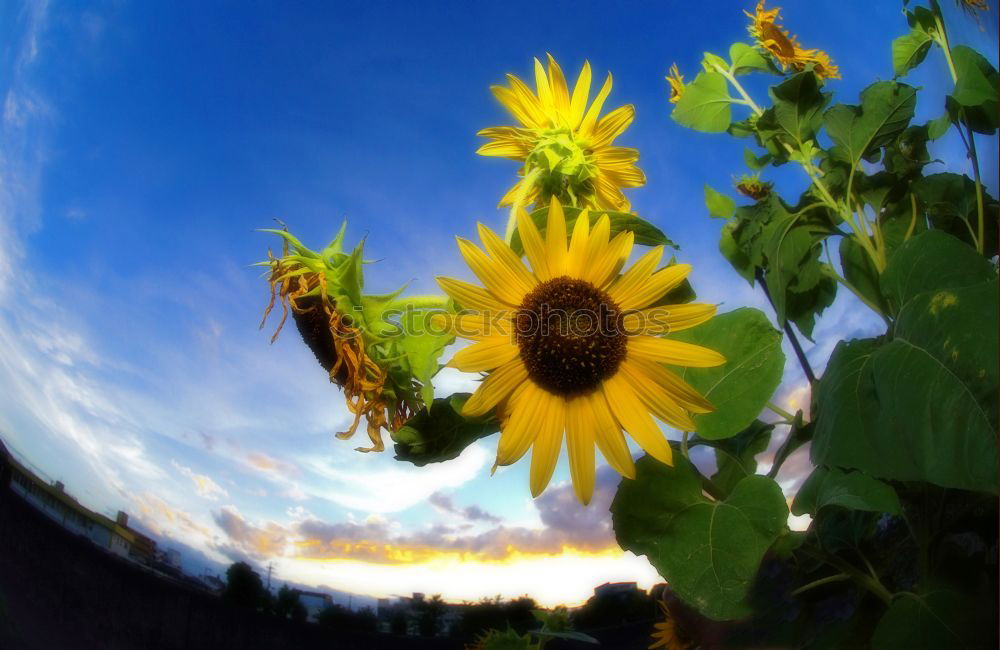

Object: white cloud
[172,460,229,500]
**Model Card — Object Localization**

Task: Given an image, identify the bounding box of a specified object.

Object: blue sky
[1,0,996,605]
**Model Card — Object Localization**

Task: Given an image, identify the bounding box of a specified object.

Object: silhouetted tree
[458,595,538,639]
[418,593,446,636]
[572,588,654,630]
[389,610,407,635]
[221,562,267,611]
[273,584,307,622]
[316,604,377,633]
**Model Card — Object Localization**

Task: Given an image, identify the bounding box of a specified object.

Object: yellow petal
[530,392,565,497]
[627,356,714,414]
[617,359,697,431]
[533,58,554,121]
[607,246,663,302]
[477,223,537,294]
[462,359,527,418]
[602,372,674,467]
[569,61,592,130]
[505,74,548,127]
[604,165,646,188]
[457,237,528,306]
[615,264,691,311]
[593,146,639,168]
[448,337,519,373]
[546,53,571,124]
[476,140,530,159]
[622,303,718,335]
[591,104,635,149]
[496,383,543,465]
[436,276,507,312]
[587,391,635,479]
[579,72,613,138]
[565,396,596,504]
[516,207,550,281]
[586,230,634,289]
[545,197,568,276]
[628,335,726,367]
[565,209,590,278]
[583,213,611,264]
[431,313,514,341]
[594,174,629,211]
[490,86,537,129]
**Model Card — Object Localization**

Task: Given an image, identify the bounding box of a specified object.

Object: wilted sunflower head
[649,600,692,649]
[745,1,841,81]
[957,0,989,12]
[666,63,685,104]
[735,174,773,201]
[257,225,411,453]
[435,198,724,504]
[477,54,645,212]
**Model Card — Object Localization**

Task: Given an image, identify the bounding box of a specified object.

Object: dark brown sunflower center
[515,276,626,397]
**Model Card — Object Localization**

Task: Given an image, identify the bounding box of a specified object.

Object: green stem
[820,263,890,325]
[931,1,959,84]
[504,167,542,243]
[681,431,690,458]
[385,295,450,311]
[790,573,851,597]
[966,124,986,254]
[766,401,795,422]
[713,63,764,116]
[805,548,893,606]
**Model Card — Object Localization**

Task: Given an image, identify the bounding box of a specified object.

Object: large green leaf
[881,229,996,311]
[873,592,981,650]
[704,183,735,218]
[891,29,933,78]
[612,456,788,620]
[949,45,998,135]
[824,82,917,166]
[671,70,733,133]
[509,205,674,256]
[839,236,887,315]
[791,467,901,516]
[671,308,785,440]
[756,71,830,146]
[391,394,499,466]
[811,336,997,493]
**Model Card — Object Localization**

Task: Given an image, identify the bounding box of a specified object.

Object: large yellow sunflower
[746,1,840,81]
[477,54,645,213]
[435,198,724,504]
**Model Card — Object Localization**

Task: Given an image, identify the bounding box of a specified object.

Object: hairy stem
[755,268,817,385]
[790,573,851,597]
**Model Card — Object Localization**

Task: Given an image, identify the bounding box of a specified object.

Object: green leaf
[881,229,996,310]
[950,46,998,121]
[397,309,455,407]
[824,82,918,166]
[927,113,951,140]
[811,334,998,494]
[756,71,831,146]
[702,51,728,72]
[791,467,901,516]
[729,43,773,76]
[671,70,733,133]
[873,592,979,650]
[840,236,888,315]
[391,394,499,466]
[743,148,772,170]
[912,173,999,256]
[671,308,785,440]
[719,219,756,283]
[612,457,788,620]
[891,29,933,78]
[509,206,675,256]
[704,420,774,495]
[704,184,736,218]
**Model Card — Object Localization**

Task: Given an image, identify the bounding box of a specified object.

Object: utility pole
[266,562,273,591]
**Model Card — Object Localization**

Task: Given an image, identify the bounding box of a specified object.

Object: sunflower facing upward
[435,198,724,504]
[477,55,645,213]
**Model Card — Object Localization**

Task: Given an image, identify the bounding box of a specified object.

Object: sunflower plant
[623,0,997,646]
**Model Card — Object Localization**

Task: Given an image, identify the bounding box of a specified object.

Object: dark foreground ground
[0,488,652,649]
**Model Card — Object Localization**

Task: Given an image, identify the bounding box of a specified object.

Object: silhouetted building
[294,589,333,621]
